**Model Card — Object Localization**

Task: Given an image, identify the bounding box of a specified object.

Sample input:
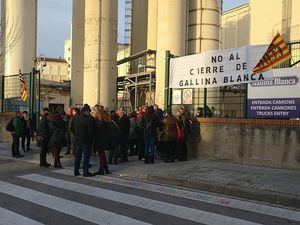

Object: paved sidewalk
[0,142,299,208]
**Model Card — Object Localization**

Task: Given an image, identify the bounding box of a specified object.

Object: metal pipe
[244,84,248,118]
[117,49,156,65]
[135,67,138,109]
[1,76,4,112]
[37,70,41,126]
[164,50,170,110]
[149,67,152,105]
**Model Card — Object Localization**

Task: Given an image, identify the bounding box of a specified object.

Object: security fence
[0,72,40,114]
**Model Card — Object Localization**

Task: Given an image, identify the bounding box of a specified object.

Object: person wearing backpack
[142,106,159,164]
[7,114,25,158]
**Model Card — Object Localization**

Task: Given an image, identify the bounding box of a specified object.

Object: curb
[114,172,300,209]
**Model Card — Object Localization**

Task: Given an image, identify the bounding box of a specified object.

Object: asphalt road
[0,158,300,225]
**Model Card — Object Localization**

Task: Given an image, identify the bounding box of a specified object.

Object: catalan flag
[252,32,291,74]
[19,69,28,101]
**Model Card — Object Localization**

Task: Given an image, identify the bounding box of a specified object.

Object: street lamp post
[31,54,46,128]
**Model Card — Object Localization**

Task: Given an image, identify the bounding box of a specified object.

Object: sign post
[164,50,177,110]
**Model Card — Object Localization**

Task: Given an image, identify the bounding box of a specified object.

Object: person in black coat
[142,106,159,164]
[117,110,130,163]
[64,107,73,155]
[70,106,95,177]
[93,110,111,175]
[21,111,34,152]
[49,113,67,168]
[108,112,121,165]
[38,108,51,167]
[69,107,80,155]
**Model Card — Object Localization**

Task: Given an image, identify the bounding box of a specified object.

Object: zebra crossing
[0,168,299,225]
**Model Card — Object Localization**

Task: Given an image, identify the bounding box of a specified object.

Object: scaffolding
[117,50,156,111]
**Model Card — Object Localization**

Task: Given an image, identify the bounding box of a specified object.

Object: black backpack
[6,118,14,132]
[144,118,156,136]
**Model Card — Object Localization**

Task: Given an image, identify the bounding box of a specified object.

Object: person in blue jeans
[142,106,159,164]
[70,105,95,177]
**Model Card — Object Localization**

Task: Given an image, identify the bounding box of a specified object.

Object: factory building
[1,0,299,115]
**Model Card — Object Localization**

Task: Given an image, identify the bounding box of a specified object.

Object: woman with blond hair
[93,109,111,175]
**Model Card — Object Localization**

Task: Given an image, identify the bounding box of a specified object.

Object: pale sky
[37,0,249,58]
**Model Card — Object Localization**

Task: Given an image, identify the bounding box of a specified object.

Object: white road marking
[54,168,300,222]
[0,207,44,225]
[20,174,262,225]
[0,181,150,225]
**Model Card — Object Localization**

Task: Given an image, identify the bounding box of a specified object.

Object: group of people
[8,103,192,177]
[132,104,192,163]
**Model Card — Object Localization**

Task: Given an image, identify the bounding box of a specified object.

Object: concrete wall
[221,4,250,49]
[191,119,300,170]
[250,0,282,44]
[41,60,69,82]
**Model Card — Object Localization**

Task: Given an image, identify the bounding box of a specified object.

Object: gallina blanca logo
[250,76,298,87]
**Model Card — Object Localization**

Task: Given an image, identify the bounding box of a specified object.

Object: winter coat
[70,115,95,145]
[12,116,25,137]
[142,113,159,138]
[49,120,67,149]
[178,114,192,142]
[38,116,50,144]
[94,120,110,152]
[108,120,122,146]
[23,118,34,136]
[161,115,178,142]
[118,115,130,137]
[154,109,164,121]
[129,117,138,140]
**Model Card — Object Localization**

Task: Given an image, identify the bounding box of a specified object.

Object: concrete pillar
[130,0,148,73]
[2,0,37,98]
[147,0,157,50]
[155,0,187,108]
[83,0,118,109]
[131,0,148,54]
[71,0,85,106]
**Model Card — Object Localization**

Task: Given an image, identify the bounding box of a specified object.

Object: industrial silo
[188,0,222,115]
[130,0,149,106]
[131,0,148,57]
[2,0,37,98]
[71,0,85,106]
[83,0,118,109]
[188,0,221,53]
[147,0,157,51]
[155,0,187,108]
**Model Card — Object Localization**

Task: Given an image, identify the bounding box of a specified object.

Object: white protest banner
[169,45,274,88]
